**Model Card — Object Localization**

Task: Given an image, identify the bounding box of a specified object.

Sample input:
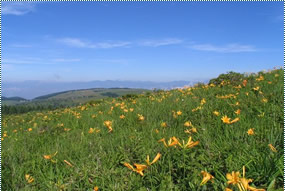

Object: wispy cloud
[90,59,130,65]
[3,57,81,65]
[52,58,81,62]
[2,58,39,64]
[2,2,37,15]
[58,38,131,49]
[190,43,257,53]
[138,38,183,47]
[10,44,33,48]
[58,37,183,48]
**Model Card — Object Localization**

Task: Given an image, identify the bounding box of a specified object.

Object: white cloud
[59,38,89,48]
[2,2,37,15]
[52,58,81,62]
[90,59,130,65]
[139,38,183,47]
[90,42,131,49]
[58,37,183,48]
[2,57,81,65]
[10,44,33,48]
[2,58,39,64]
[58,38,131,49]
[190,43,257,53]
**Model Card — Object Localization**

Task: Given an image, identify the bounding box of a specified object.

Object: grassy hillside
[2,97,28,106]
[2,88,150,115]
[2,68,283,190]
[34,88,150,103]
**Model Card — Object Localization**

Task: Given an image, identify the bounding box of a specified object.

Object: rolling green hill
[33,88,150,102]
[2,88,151,114]
[2,96,28,106]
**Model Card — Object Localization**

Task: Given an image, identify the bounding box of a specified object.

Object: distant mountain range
[2,80,208,99]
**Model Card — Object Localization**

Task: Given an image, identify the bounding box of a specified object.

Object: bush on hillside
[209,71,245,86]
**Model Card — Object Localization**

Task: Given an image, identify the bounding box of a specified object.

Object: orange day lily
[200,171,214,185]
[146,153,161,166]
[123,162,147,176]
[25,174,34,184]
[221,116,231,124]
[247,128,254,135]
[268,144,277,152]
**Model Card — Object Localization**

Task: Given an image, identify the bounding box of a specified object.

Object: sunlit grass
[2,68,283,190]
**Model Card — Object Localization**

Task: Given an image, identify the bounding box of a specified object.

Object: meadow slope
[2,68,284,191]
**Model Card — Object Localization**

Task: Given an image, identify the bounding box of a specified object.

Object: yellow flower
[200,171,214,185]
[161,122,167,128]
[225,188,233,191]
[242,80,247,87]
[182,136,199,149]
[28,128,33,132]
[177,111,182,116]
[234,109,241,115]
[64,128,71,132]
[221,116,231,124]
[92,114,97,118]
[120,115,125,119]
[94,186,99,191]
[124,162,135,171]
[200,98,206,105]
[25,174,34,183]
[247,128,254,135]
[192,106,202,112]
[146,153,161,166]
[64,160,73,167]
[43,155,52,160]
[184,121,193,127]
[256,75,264,81]
[230,118,240,124]
[191,127,197,133]
[253,87,260,91]
[155,129,159,133]
[138,114,145,121]
[213,111,220,116]
[43,151,58,161]
[226,171,240,185]
[168,136,182,147]
[227,166,265,191]
[103,121,113,132]
[240,166,265,191]
[262,98,268,103]
[134,163,148,176]
[129,108,134,112]
[88,128,95,134]
[268,144,277,152]
[209,83,215,87]
[184,129,191,134]
[158,138,168,147]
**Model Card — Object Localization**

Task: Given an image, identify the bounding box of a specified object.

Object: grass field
[2,68,283,190]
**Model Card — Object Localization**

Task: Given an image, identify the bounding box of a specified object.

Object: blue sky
[2,1,284,82]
